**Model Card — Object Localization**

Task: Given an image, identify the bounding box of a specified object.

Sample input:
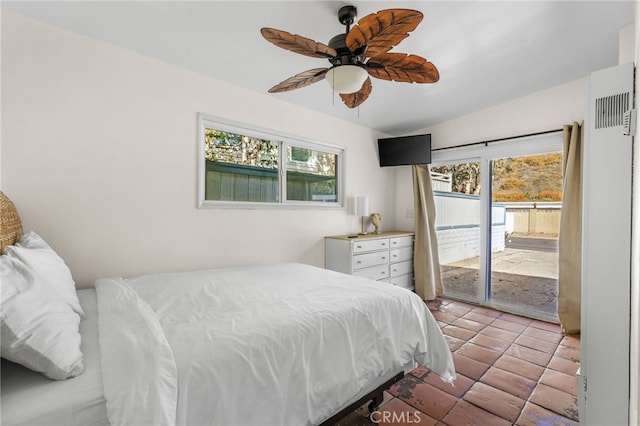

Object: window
[198,114,344,209]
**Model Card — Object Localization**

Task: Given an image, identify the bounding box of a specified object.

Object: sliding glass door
[431,134,563,321]
[431,160,483,304]
[489,152,562,318]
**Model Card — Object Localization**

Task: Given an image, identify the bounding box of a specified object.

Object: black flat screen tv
[378,134,431,167]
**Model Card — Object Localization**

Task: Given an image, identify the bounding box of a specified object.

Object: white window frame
[197,113,345,209]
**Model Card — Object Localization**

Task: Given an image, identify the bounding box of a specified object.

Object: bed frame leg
[318,372,404,426]
[367,393,384,413]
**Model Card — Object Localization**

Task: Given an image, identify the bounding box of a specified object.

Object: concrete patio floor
[448,248,558,278]
[441,248,559,317]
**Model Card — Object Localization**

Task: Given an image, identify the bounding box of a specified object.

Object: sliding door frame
[432,132,563,320]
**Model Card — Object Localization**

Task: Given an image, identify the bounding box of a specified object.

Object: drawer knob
[357,260,362,264]
[381,243,386,246]
[381,256,386,260]
[356,245,362,249]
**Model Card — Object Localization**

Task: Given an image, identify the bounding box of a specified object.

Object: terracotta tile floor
[339,298,580,426]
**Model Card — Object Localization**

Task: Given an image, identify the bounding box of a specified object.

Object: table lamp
[356,196,369,235]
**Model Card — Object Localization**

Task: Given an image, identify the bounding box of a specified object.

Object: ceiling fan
[260,5,439,109]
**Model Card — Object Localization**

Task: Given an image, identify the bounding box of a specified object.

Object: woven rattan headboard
[0,191,24,253]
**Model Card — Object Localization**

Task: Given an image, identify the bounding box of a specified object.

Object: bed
[0,191,456,425]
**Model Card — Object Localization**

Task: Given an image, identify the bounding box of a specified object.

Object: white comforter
[94,263,455,426]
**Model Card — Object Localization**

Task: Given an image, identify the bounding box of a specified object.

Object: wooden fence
[433,191,506,263]
[505,202,561,236]
[205,161,336,202]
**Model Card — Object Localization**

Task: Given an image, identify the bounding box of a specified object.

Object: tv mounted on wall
[377,134,432,167]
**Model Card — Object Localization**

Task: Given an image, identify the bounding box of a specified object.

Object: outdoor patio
[440,247,559,317]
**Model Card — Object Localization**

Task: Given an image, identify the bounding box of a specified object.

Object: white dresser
[324,231,415,290]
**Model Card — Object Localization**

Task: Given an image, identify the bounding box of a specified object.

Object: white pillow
[4,231,84,317]
[1,254,84,380]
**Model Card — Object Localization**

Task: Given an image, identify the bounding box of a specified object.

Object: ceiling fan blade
[339,77,372,108]
[268,68,329,93]
[346,9,423,58]
[366,53,439,83]
[261,28,337,59]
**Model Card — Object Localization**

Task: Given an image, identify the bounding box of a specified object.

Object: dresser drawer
[353,251,389,270]
[353,264,389,280]
[390,260,413,277]
[390,273,414,290]
[325,232,414,285]
[390,235,413,248]
[352,238,389,253]
[390,246,413,263]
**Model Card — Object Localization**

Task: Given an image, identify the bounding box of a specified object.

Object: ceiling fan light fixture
[325,65,368,94]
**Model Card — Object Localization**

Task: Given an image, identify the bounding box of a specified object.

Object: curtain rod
[431,128,564,152]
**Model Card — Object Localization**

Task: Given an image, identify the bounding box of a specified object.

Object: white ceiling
[3,1,634,136]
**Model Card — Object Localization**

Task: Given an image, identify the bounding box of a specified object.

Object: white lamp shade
[325,65,368,94]
[356,196,369,216]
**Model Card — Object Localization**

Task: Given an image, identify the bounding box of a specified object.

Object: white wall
[0,11,396,287]
[394,77,587,230]
[631,6,640,425]
[621,23,635,65]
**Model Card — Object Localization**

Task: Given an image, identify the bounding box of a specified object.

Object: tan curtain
[412,164,443,300]
[558,122,583,334]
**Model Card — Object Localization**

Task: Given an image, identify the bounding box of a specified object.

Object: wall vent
[594,92,630,129]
